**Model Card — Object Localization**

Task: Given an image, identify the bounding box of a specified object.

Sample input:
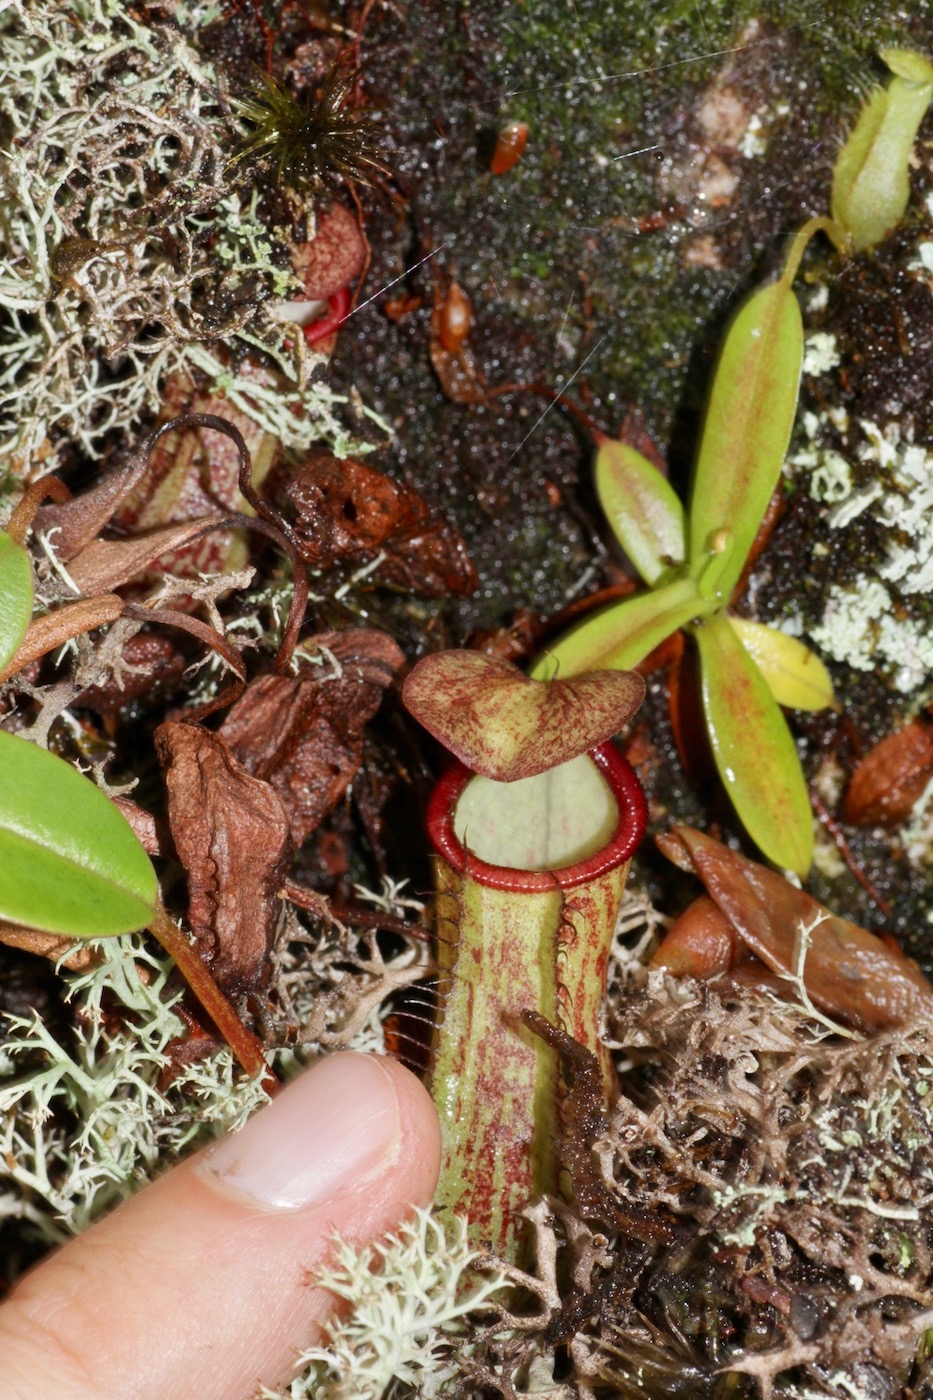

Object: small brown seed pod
[490,120,529,175]
[439,280,472,354]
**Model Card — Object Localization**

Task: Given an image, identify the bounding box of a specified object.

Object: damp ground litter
[3,2,933,1396]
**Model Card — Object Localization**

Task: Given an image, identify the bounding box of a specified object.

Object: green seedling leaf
[531,576,709,681]
[694,613,813,875]
[594,435,686,585]
[403,650,645,780]
[688,280,803,604]
[0,530,33,672]
[728,617,837,711]
[832,51,933,252]
[0,730,158,936]
[882,48,933,83]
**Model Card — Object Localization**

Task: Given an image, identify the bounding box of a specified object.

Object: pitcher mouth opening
[426,742,647,893]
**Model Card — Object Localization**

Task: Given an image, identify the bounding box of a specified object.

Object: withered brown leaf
[0,923,98,971]
[220,629,404,846]
[656,825,933,1032]
[842,721,933,827]
[77,633,188,721]
[156,721,293,995]
[266,453,477,597]
[65,517,229,596]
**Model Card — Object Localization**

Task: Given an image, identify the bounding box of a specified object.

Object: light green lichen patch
[809,577,933,692]
[260,1209,509,1400]
[786,402,933,692]
[0,933,268,1246]
[0,0,371,479]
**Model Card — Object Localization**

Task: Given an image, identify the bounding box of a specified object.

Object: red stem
[148,905,279,1096]
[303,285,352,346]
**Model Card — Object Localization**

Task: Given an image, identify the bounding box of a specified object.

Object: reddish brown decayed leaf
[291,203,366,301]
[267,453,477,597]
[656,825,933,1032]
[220,629,404,845]
[34,454,150,561]
[0,923,97,971]
[66,517,228,595]
[156,722,293,995]
[842,721,933,826]
[111,795,168,856]
[77,633,187,720]
[35,381,280,591]
[0,595,125,685]
[403,650,646,780]
[110,373,280,584]
[650,894,740,977]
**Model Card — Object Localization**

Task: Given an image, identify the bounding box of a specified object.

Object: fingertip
[0,1053,442,1400]
[377,1054,443,1204]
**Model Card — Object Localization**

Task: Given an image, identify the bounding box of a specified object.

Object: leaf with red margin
[594,434,686,586]
[688,280,802,603]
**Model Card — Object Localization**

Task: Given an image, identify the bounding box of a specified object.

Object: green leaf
[728,617,837,711]
[881,48,933,84]
[0,530,33,673]
[531,576,708,680]
[694,613,813,875]
[688,280,803,603]
[0,731,158,936]
[832,53,933,252]
[594,435,686,585]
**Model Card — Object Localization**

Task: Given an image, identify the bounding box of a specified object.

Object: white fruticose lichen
[0,0,376,481]
[809,576,933,692]
[0,933,268,1246]
[801,331,841,376]
[259,1209,508,1400]
[787,412,933,692]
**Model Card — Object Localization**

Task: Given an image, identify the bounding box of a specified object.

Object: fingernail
[199,1053,402,1209]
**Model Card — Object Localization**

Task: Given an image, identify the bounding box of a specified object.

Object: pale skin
[0,1052,441,1400]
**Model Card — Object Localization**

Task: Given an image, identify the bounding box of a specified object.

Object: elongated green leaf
[728,617,837,711]
[688,281,803,603]
[0,731,158,936]
[832,52,933,252]
[694,613,813,875]
[0,531,33,672]
[594,436,686,585]
[531,576,707,680]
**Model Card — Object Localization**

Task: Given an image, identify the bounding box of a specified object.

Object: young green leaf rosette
[530,273,826,876]
[404,652,646,1259]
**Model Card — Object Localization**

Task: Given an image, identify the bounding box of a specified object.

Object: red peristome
[304,284,352,346]
[426,742,646,892]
